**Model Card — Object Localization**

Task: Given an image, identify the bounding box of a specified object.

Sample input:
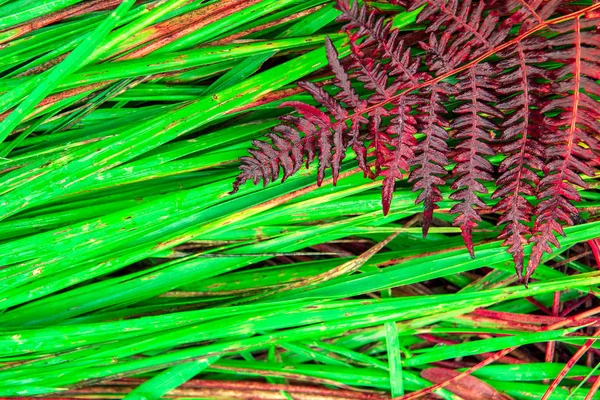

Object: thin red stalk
[564,19,582,182]
[64,378,386,399]
[545,291,562,365]
[542,329,600,400]
[472,309,600,327]
[547,302,600,325]
[398,307,600,399]
[458,314,541,331]
[561,295,594,317]
[554,250,594,268]
[397,346,518,400]
[525,296,553,315]
[552,292,562,318]
[418,333,455,345]
[585,372,600,400]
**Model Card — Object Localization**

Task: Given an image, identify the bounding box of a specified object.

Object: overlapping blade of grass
[0,1,599,399]
[2,274,600,395]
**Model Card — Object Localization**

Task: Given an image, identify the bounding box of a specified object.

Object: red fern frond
[408,83,451,236]
[527,17,600,282]
[233,0,600,283]
[324,37,369,174]
[449,63,499,256]
[381,96,419,214]
[492,37,549,280]
[336,0,432,214]
[230,97,346,194]
[231,120,304,192]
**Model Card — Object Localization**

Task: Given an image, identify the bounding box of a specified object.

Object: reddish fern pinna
[232,0,600,284]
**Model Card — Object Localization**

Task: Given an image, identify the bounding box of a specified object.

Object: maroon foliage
[492,37,549,280]
[527,17,600,282]
[449,64,499,256]
[233,0,600,284]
